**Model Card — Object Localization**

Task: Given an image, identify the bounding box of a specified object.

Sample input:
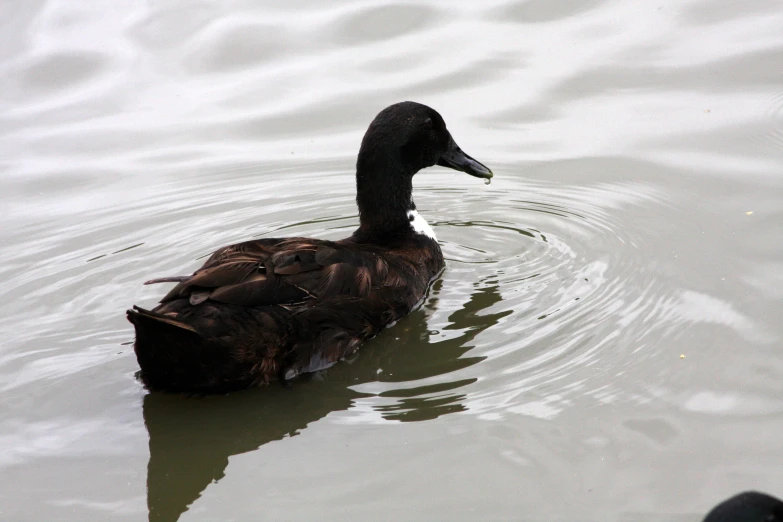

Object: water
[1,0,782,520]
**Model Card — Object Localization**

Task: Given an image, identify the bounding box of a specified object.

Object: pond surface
[1,0,782,520]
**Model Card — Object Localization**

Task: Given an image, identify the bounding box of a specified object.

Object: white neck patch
[407,210,437,240]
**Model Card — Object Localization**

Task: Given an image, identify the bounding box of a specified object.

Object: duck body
[130,232,442,393]
[128,102,492,393]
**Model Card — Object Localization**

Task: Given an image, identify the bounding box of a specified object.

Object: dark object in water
[703,491,783,522]
[127,101,492,394]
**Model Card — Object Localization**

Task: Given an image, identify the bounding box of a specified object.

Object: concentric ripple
[339,170,686,422]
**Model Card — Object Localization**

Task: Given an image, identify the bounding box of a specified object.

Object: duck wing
[147,237,390,307]
[131,237,436,392]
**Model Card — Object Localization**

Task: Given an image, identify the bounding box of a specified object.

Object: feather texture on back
[128,235,443,392]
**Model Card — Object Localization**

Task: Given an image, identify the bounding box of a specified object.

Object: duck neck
[354,154,416,241]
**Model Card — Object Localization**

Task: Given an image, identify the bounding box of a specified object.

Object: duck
[127,101,493,394]
[703,491,783,522]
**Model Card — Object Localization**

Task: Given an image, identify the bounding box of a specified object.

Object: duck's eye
[423,117,433,127]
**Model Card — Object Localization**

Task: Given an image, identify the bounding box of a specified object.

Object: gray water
[2,0,782,520]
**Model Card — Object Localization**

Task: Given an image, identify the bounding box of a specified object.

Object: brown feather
[144,276,189,285]
[375,257,389,279]
[186,262,263,288]
[271,248,319,275]
[355,266,371,296]
[189,291,211,305]
[128,306,197,333]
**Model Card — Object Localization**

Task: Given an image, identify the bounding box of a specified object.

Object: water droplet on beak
[484,178,491,186]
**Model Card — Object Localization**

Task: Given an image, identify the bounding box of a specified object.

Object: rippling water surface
[2,0,783,520]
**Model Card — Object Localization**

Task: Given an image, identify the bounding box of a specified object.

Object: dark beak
[437,139,493,179]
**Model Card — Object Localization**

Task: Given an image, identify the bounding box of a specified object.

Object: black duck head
[354,102,492,239]
[357,101,493,180]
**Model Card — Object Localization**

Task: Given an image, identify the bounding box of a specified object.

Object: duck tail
[127,306,250,393]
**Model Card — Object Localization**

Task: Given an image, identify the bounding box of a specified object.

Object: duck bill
[437,141,493,179]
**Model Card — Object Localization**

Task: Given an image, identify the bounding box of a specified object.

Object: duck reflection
[142,276,508,521]
[369,277,511,422]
